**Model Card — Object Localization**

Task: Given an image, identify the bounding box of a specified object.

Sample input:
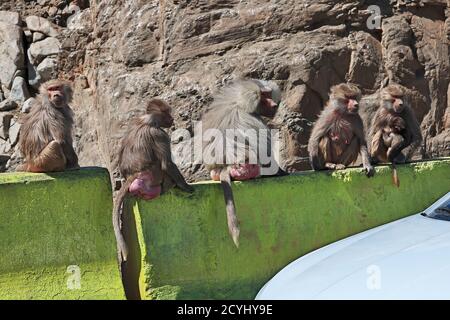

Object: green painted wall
[0,160,448,300]
[0,168,125,300]
[130,159,450,300]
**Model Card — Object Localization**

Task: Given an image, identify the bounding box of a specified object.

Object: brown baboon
[308,83,374,176]
[369,84,422,163]
[18,80,79,172]
[382,116,406,161]
[114,99,193,262]
[368,84,422,186]
[202,79,281,248]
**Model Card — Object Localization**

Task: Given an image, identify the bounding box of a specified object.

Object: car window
[424,199,450,221]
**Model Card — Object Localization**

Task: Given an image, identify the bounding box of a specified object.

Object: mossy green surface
[133,159,450,300]
[0,167,125,300]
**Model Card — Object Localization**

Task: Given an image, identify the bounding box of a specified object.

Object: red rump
[210,164,261,181]
[128,172,161,200]
[229,164,260,180]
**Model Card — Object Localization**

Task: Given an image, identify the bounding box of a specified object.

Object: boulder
[0,113,13,140]
[10,77,30,104]
[67,8,92,33]
[0,22,25,89]
[25,16,59,37]
[36,57,58,82]
[0,143,10,155]
[0,99,17,112]
[0,86,8,99]
[0,11,20,25]
[0,154,10,166]
[22,97,38,113]
[24,29,33,43]
[27,61,40,90]
[65,4,81,16]
[29,37,61,65]
[48,6,58,17]
[28,56,58,89]
[8,119,20,146]
[32,32,46,42]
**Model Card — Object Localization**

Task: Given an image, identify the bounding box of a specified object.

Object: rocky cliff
[0,0,449,182]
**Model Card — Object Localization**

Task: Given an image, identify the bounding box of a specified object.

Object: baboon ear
[149,120,160,127]
[148,113,162,127]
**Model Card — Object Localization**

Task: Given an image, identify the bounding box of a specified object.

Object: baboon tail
[113,178,133,262]
[392,165,400,188]
[220,169,240,248]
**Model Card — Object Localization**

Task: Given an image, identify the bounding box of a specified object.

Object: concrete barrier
[128,159,450,300]
[0,167,125,300]
[1,160,449,300]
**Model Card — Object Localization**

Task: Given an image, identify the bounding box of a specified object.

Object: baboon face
[382,95,405,114]
[147,99,174,128]
[47,84,66,107]
[344,94,360,114]
[259,89,279,118]
[40,80,73,108]
[392,117,406,132]
[331,84,361,114]
[159,109,174,128]
[382,85,407,114]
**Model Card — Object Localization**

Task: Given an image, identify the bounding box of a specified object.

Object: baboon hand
[364,164,375,177]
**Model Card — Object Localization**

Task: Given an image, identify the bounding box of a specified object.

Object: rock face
[0,0,449,179]
[66,0,449,181]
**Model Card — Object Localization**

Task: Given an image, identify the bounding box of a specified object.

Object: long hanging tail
[392,164,400,188]
[113,178,134,262]
[220,168,240,248]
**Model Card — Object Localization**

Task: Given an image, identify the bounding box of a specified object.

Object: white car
[256,192,450,300]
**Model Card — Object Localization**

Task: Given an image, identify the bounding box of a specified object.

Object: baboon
[382,117,406,160]
[368,84,422,186]
[18,80,79,172]
[114,99,193,262]
[308,83,374,176]
[202,79,281,247]
[369,84,422,163]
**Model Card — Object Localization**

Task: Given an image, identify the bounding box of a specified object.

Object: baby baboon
[382,117,406,161]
